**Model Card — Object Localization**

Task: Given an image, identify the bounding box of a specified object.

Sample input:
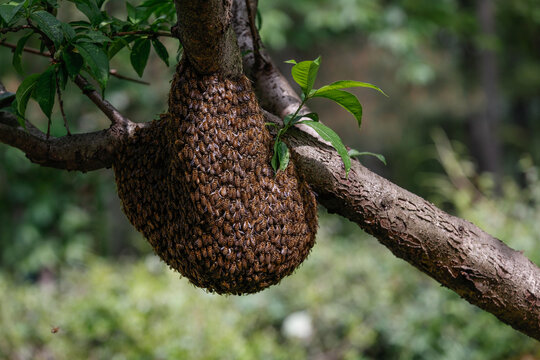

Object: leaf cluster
[0,0,177,126]
[270,57,386,175]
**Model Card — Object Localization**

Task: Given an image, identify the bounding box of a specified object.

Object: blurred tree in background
[1,0,540,358]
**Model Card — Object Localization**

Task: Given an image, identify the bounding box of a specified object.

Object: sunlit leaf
[313,80,387,97]
[298,120,351,175]
[290,56,321,96]
[313,89,363,128]
[348,149,387,165]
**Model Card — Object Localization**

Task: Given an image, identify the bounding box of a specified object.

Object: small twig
[0,40,51,57]
[244,0,264,67]
[74,75,130,125]
[111,30,174,38]
[55,70,71,136]
[0,42,148,85]
[110,69,150,85]
[0,25,32,34]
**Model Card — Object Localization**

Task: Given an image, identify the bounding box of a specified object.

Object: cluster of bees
[114,61,318,294]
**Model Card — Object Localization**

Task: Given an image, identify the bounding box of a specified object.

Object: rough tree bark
[1,0,539,340]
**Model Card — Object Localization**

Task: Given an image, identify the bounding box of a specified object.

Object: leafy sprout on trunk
[269,56,387,175]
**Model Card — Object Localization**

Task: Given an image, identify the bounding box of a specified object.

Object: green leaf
[265,122,277,128]
[72,0,102,25]
[107,38,128,59]
[75,42,109,89]
[313,89,363,128]
[0,1,23,24]
[277,141,290,171]
[298,120,351,175]
[348,149,387,165]
[62,49,84,78]
[126,2,145,24]
[33,66,56,119]
[283,114,295,126]
[130,38,151,77]
[290,56,321,95]
[271,140,279,172]
[74,30,111,44]
[15,73,40,126]
[56,63,68,90]
[299,112,319,122]
[30,11,64,48]
[284,59,297,64]
[60,22,76,41]
[69,20,91,28]
[152,38,169,66]
[284,112,319,126]
[12,31,33,75]
[313,80,387,97]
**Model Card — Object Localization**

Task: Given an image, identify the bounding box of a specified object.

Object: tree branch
[111,30,174,38]
[0,82,147,171]
[73,75,131,126]
[232,0,540,340]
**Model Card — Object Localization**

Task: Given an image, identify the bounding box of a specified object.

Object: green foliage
[151,38,169,66]
[0,0,177,122]
[0,1,24,25]
[33,64,56,119]
[75,42,110,88]
[0,145,112,277]
[130,38,151,77]
[272,57,385,175]
[30,11,63,47]
[286,56,321,95]
[14,72,40,126]
[1,196,540,358]
[348,149,387,165]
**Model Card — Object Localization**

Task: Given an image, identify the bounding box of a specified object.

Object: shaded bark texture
[1,0,540,340]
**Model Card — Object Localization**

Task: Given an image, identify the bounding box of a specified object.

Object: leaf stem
[0,25,32,34]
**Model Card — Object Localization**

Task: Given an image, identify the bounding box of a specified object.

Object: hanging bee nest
[113,60,318,294]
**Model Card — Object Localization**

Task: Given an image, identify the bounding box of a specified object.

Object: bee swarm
[114,61,318,294]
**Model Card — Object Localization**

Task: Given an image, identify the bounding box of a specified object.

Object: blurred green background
[1,0,540,358]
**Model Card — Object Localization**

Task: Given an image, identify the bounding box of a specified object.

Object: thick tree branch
[0,110,146,171]
[0,82,146,171]
[231,0,540,340]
